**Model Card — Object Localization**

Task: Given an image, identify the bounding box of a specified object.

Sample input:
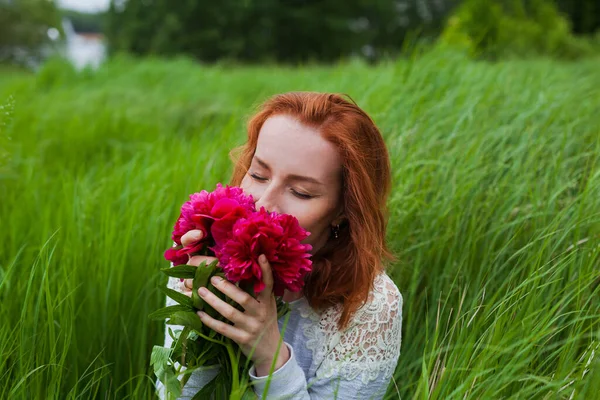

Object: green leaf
[196,260,218,289]
[160,264,197,278]
[150,345,172,367]
[192,260,218,309]
[156,364,182,399]
[151,346,182,399]
[148,304,192,321]
[198,270,228,320]
[241,386,258,400]
[167,326,183,342]
[197,343,223,366]
[214,369,232,398]
[191,260,207,310]
[168,311,203,333]
[171,326,191,364]
[159,286,194,308]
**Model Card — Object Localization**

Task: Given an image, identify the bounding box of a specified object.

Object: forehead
[254,114,342,183]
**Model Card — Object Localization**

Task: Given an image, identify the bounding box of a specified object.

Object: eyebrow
[254,156,324,186]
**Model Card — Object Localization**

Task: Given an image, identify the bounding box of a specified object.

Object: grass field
[1,52,599,399]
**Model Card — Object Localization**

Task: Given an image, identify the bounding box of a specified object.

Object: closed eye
[291,189,314,199]
[249,173,267,182]
[250,172,314,199]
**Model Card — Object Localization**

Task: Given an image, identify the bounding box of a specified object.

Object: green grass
[0,52,599,399]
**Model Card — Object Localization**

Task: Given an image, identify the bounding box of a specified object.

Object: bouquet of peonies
[150,184,312,399]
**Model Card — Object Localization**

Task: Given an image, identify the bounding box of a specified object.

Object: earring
[332,224,340,239]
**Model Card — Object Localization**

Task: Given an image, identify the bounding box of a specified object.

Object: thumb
[181,229,203,247]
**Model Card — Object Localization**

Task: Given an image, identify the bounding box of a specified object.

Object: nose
[254,185,280,214]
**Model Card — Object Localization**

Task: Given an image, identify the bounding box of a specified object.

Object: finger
[177,280,193,298]
[197,310,250,346]
[198,286,245,325]
[210,275,258,312]
[256,254,274,302]
[181,229,203,247]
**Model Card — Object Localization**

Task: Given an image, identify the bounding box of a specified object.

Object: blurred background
[1,1,599,399]
[2,0,600,69]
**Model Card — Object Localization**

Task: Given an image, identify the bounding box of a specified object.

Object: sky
[57,0,110,12]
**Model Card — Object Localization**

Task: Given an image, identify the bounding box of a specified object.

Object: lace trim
[299,273,403,385]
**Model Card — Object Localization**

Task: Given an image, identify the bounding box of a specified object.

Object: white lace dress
[157,273,403,400]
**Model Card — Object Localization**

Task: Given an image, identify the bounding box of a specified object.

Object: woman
[158,92,403,399]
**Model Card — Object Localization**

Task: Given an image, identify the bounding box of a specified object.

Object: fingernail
[211,276,223,285]
[198,287,208,296]
[259,254,266,263]
[191,230,203,240]
[197,311,206,318]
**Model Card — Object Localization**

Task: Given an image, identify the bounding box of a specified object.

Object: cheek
[292,202,334,242]
[240,175,259,199]
[240,175,250,192]
[240,177,334,241]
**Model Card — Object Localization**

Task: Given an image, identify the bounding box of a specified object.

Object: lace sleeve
[249,274,403,400]
[316,274,403,385]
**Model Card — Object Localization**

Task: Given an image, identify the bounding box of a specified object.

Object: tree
[105,0,455,63]
[0,0,63,65]
[439,0,594,59]
[556,0,600,35]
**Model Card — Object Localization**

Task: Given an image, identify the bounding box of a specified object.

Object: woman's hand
[179,229,290,376]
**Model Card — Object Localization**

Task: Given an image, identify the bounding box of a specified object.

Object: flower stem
[225,340,241,399]
[196,331,225,346]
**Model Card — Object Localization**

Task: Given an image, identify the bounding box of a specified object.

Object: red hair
[229,92,394,329]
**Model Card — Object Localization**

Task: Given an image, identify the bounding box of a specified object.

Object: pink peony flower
[215,207,313,296]
[164,246,189,266]
[164,184,255,264]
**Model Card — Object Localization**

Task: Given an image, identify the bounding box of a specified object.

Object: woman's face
[240,114,344,254]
